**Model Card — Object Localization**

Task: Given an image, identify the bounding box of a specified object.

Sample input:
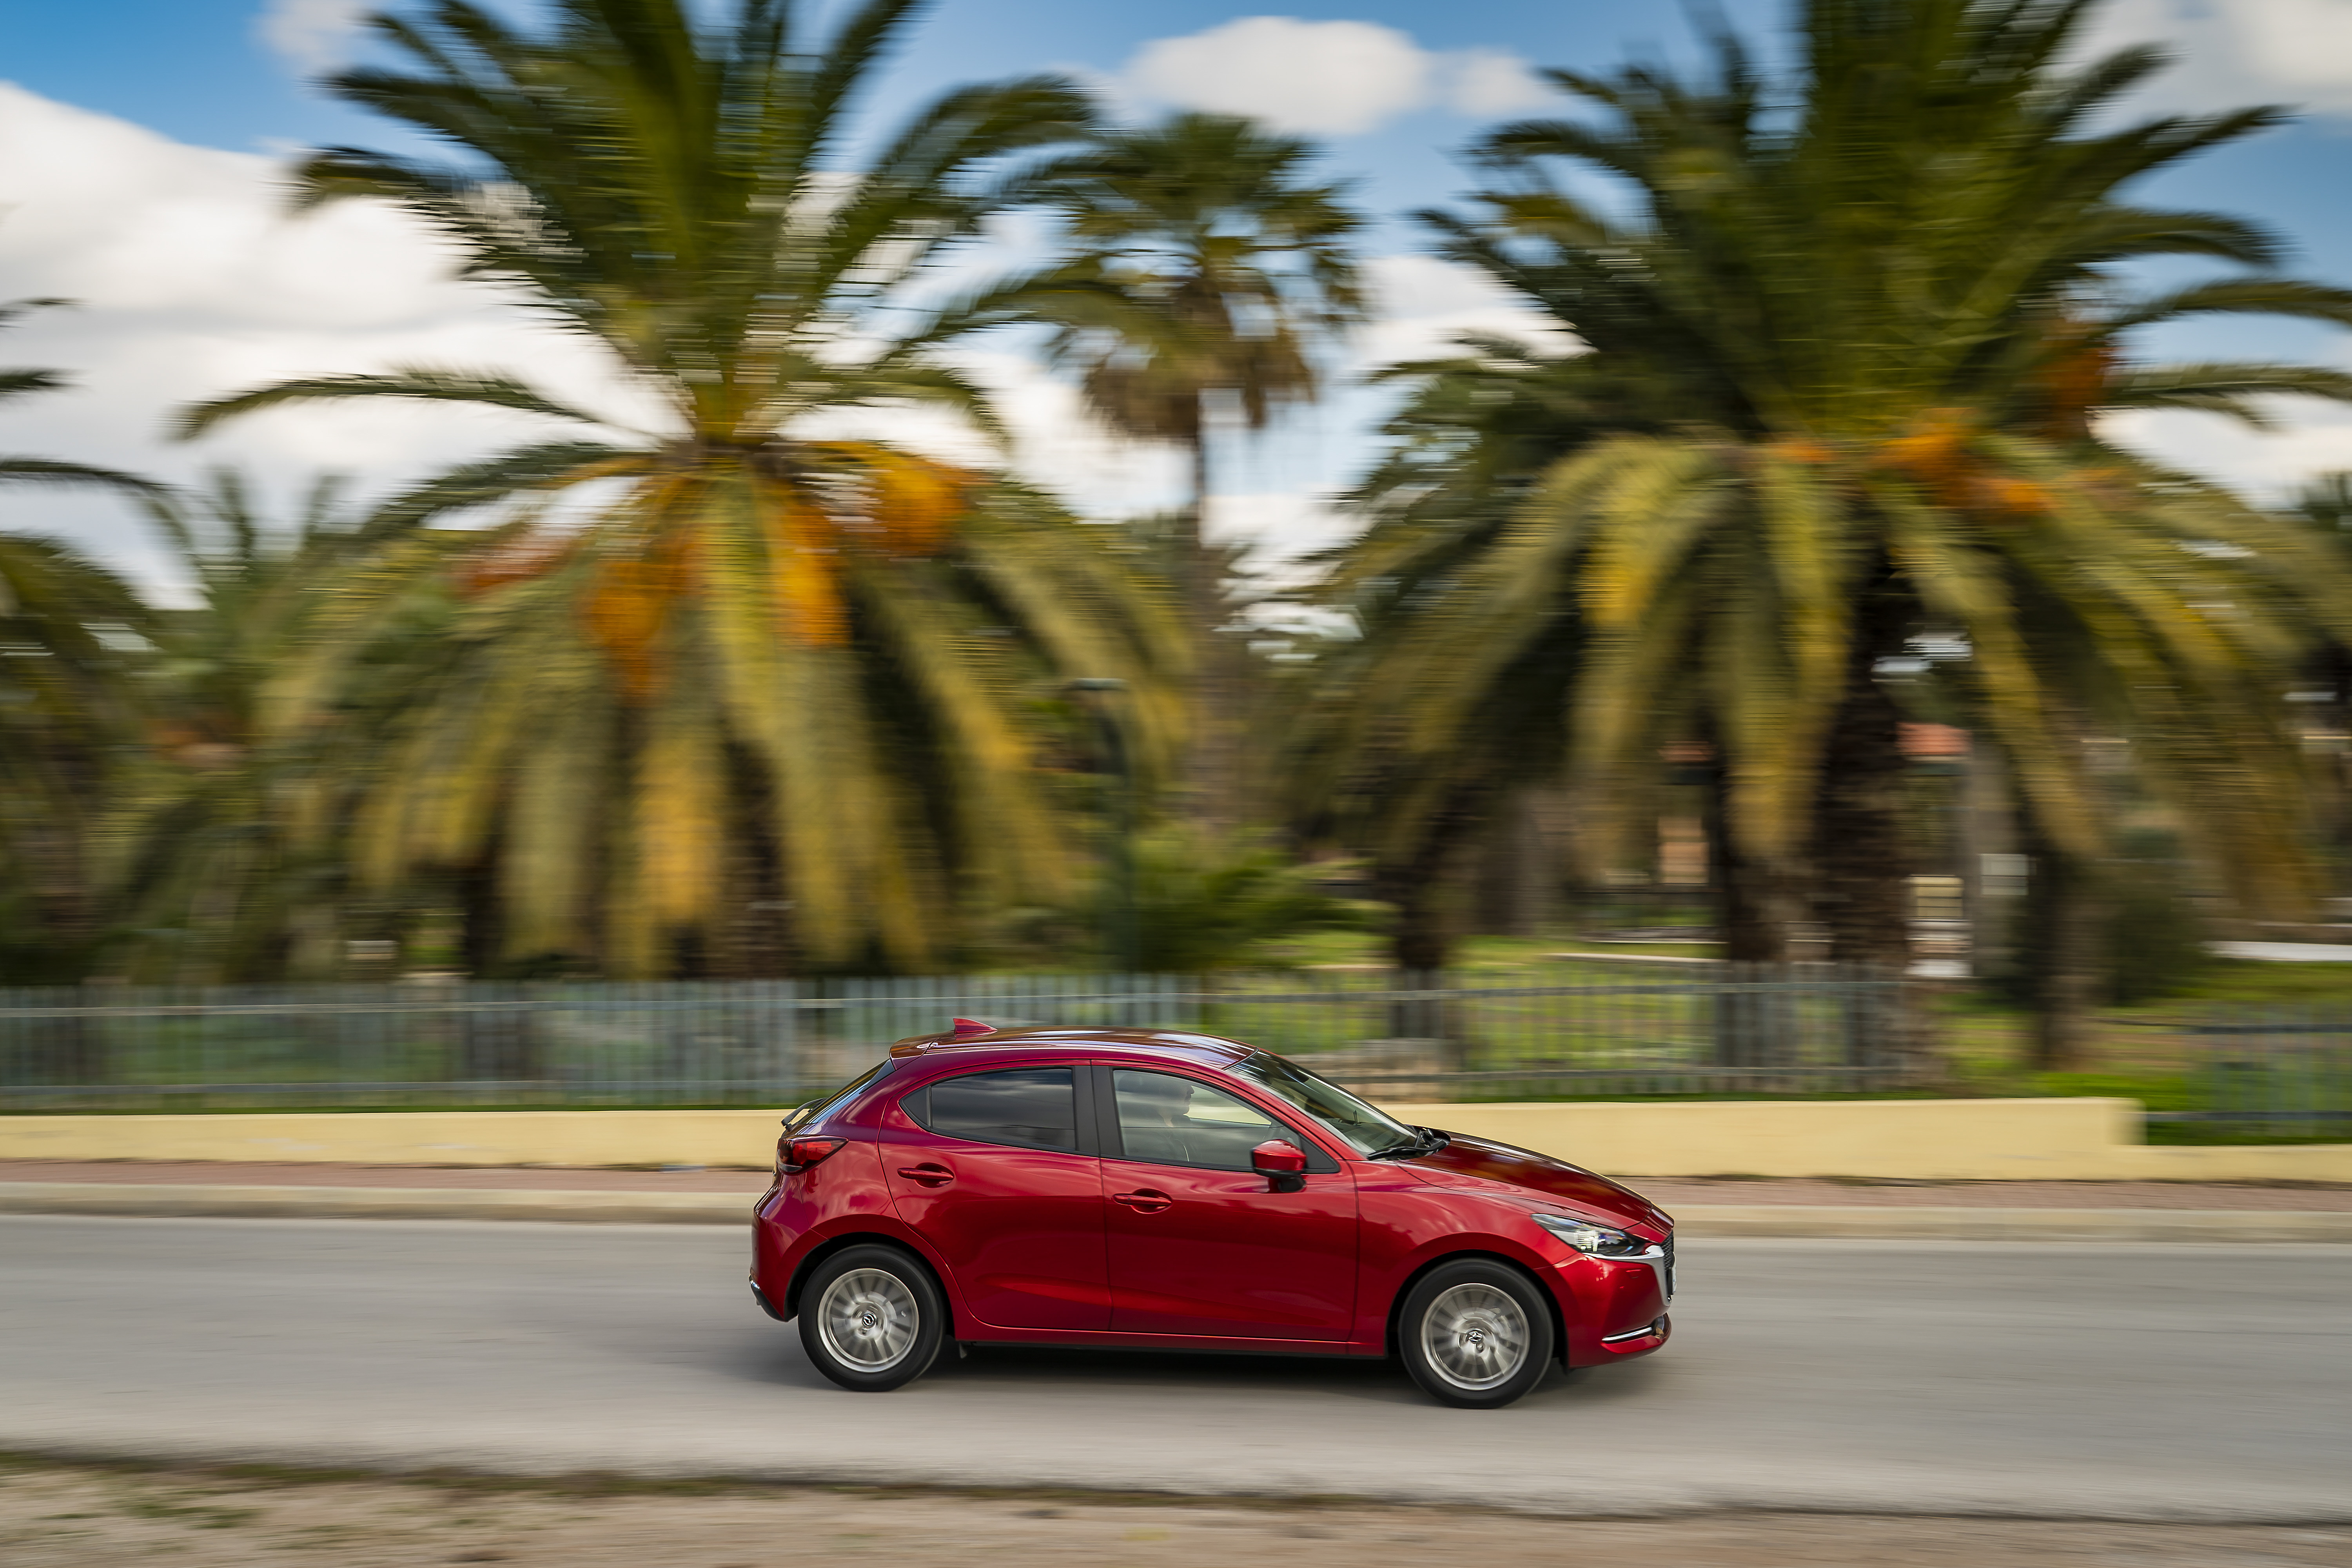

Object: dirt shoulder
[5,1460,2350,1568]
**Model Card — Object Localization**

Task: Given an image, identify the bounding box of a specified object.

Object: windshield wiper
[1369,1126,1447,1160]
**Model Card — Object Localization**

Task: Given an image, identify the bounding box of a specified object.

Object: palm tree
[105,471,377,982]
[2288,472,2352,886]
[180,0,1178,976]
[1294,340,1588,971]
[1322,0,2352,1022]
[999,113,1364,824]
[0,299,156,981]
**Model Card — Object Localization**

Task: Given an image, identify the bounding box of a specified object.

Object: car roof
[887,1025,1252,1069]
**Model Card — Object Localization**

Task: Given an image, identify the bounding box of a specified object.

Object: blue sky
[7,0,2352,589]
[24,2,2342,258]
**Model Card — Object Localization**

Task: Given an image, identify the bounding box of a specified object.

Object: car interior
[914,1067,1079,1150]
[1112,1069,1280,1170]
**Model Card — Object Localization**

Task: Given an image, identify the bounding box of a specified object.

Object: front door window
[1110,1069,1281,1170]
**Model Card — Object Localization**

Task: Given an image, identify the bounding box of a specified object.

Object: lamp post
[1067,678,1137,972]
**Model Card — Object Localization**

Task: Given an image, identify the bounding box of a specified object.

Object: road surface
[1,1216,2345,1520]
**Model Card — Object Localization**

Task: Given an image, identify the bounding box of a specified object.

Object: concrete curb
[5,1182,2352,1240]
[1672,1204,2352,1243]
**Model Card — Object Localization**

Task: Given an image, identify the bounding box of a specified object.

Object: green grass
[2144,956,2352,1006]
[1256,929,1720,968]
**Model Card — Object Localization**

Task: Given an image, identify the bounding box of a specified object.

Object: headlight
[1534,1214,1651,1256]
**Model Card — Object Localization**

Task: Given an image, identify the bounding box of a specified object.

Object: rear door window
[908,1067,1080,1152]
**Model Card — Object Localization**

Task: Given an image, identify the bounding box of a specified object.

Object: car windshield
[1230,1051,1423,1157]
[791,1058,894,1129]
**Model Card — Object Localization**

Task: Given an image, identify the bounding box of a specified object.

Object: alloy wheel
[1420,1281,1531,1391]
[815,1267,920,1372]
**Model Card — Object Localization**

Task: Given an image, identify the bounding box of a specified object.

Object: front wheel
[1397,1259,1555,1409]
[797,1245,946,1392]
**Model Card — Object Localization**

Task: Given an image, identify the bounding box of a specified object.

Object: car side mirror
[1252,1139,1308,1193]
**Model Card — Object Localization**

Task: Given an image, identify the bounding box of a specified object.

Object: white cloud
[2087,0,2352,115]
[2102,402,2352,503]
[256,0,371,76]
[0,82,1187,594]
[1445,49,1555,118]
[1125,18,1432,136]
[1117,18,1553,136]
[1356,254,1573,365]
[0,83,644,594]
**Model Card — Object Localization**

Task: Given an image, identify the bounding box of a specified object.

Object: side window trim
[1071,1060,1103,1158]
[1085,1062,1121,1160]
[1096,1063,1341,1174]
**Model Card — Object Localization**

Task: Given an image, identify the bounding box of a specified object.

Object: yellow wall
[1379,1098,2352,1183]
[0,1109,789,1169]
[3,1098,2348,1183]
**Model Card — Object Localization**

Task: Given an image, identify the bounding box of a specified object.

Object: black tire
[1396,1258,1555,1409]
[797,1244,947,1392]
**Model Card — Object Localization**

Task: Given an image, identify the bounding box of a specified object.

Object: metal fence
[0,958,1914,1110]
[2158,1008,2352,1136]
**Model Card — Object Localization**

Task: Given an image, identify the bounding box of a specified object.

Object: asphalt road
[2,1217,2346,1521]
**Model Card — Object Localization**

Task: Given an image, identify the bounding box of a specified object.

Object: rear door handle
[898,1163,954,1187]
[1112,1189,1171,1213]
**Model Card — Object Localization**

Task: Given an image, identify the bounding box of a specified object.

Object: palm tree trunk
[455,852,540,1080]
[1702,731,1793,1068]
[1380,817,1462,974]
[2019,811,2101,1072]
[25,809,103,1081]
[459,854,502,980]
[1375,779,1490,1060]
[715,749,794,979]
[1702,726,1784,963]
[1470,789,1552,936]
[1183,425,1238,832]
[1812,601,1914,971]
[2323,641,2352,891]
[1808,592,1929,1082]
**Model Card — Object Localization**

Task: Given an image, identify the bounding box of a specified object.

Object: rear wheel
[1397,1258,1554,1409]
[797,1245,946,1392]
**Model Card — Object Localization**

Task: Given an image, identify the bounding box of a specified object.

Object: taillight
[778,1136,846,1174]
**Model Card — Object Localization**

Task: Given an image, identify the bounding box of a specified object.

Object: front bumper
[1552,1230,1674,1365]
[1596,1314,1671,1354]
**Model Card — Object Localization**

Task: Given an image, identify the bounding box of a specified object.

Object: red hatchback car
[750,1022,1674,1408]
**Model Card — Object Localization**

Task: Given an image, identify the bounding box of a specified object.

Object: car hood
[1397,1133,1670,1234]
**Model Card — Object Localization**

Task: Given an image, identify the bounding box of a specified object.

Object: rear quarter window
[906,1066,1079,1152]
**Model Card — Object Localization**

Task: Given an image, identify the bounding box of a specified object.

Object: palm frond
[0,457,162,494]
[177,367,612,440]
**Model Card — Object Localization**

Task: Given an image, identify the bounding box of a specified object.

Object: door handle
[898,1163,954,1187]
[1112,1189,1171,1213]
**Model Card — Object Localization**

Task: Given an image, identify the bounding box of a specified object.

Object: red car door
[882,1063,1109,1332]
[1096,1065,1358,1340]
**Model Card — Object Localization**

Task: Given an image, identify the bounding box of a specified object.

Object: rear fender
[781,1221,964,1336]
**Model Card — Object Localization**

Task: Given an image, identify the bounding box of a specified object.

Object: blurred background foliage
[3,0,2352,1081]
[1116,831,1370,975]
